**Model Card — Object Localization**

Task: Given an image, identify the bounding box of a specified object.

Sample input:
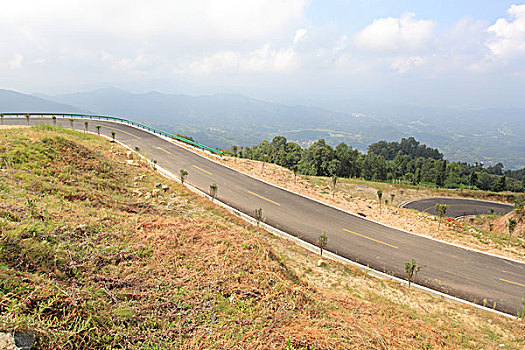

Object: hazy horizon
[2,1,525,109]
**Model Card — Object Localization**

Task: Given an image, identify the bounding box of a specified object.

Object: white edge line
[19,115,524,265]
[12,118,517,319]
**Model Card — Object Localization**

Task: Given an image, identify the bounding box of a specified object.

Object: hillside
[0,125,524,349]
[0,89,83,114]
[36,88,525,169]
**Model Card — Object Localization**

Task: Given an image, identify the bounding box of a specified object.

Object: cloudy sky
[1,1,525,108]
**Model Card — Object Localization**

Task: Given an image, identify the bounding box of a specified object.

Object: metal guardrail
[0,112,223,156]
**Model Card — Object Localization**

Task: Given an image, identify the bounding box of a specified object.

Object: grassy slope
[0,125,523,349]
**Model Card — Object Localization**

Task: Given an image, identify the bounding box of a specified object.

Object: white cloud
[117,54,161,75]
[0,0,308,90]
[391,56,424,73]
[0,1,524,108]
[486,4,525,60]
[447,16,488,50]
[354,12,435,52]
[180,44,300,75]
[333,54,375,73]
[293,29,308,45]
[0,1,307,45]
[8,53,24,70]
[31,58,46,65]
[334,35,348,54]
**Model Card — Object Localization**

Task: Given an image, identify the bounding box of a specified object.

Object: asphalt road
[5,117,525,316]
[401,197,514,218]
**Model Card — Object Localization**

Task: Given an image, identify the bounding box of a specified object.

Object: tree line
[225,136,525,193]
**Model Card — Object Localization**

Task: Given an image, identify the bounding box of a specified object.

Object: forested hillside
[232,136,525,193]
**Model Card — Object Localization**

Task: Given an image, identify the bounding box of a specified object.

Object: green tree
[435,204,449,230]
[414,167,422,185]
[209,183,218,201]
[437,160,447,187]
[231,145,238,157]
[495,176,506,192]
[270,136,287,166]
[405,259,424,288]
[284,142,302,171]
[317,230,328,256]
[508,218,517,247]
[517,293,525,320]
[469,171,478,189]
[514,197,524,223]
[487,162,504,175]
[330,175,338,198]
[327,159,341,177]
[292,165,299,185]
[179,169,188,184]
[299,139,335,176]
[377,190,383,214]
[254,208,263,226]
[261,154,268,174]
[477,172,493,191]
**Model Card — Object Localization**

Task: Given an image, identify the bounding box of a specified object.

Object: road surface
[401,197,513,218]
[4,117,525,316]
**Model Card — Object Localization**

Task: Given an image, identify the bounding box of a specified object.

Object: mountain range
[1,87,523,169]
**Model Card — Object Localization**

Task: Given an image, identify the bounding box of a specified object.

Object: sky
[1,1,525,108]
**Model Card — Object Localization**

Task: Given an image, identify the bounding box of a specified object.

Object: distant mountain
[44,87,402,151]
[0,89,84,114]
[1,87,523,169]
[43,88,525,169]
[45,87,376,128]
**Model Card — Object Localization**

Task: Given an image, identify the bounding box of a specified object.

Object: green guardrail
[0,112,223,156]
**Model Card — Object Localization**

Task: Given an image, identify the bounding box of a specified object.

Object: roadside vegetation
[0,125,524,349]
[226,136,524,193]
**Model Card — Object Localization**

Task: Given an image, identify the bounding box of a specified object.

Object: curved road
[4,117,525,315]
[401,197,514,218]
